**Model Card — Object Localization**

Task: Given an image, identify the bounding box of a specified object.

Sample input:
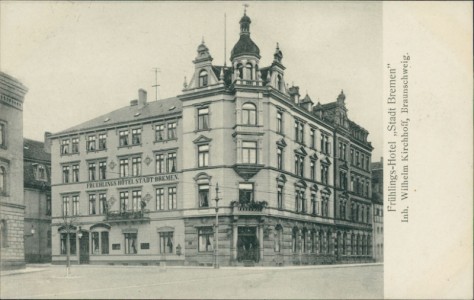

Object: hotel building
[50,12,374,266]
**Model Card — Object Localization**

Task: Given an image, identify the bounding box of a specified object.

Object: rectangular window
[167,152,177,173]
[155,124,165,141]
[61,139,70,155]
[99,193,107,214]
[132,190,141,212]
[356,151,360,166]
[72,195,79,216]
[132,157,141,176]
[310,128,315,148]
[156,154,165,174]
[239,183,253,203]
[0,123,4,147]
[198,107,209,130]
[350,149,354,165]
[277,111,283,134]
[321,165,329,185]
[342,144,347,160]
[98,133,107,150]
[124,233,137,254]
[168,187,177,210]
[87,136,96,151]
[156,188,164,210]
[198,145,209,167]
[198,227,214,252]
[62,196,70,216]
[62,166,70,183]
[132,128,142,145]
[242,141,257,164]
[299,123,304,144]
[101,232,109,254]
[361,154,365,169]
[120,191,129,212]
[119,130,129,147]
[119,158,129,177]
[321,134,330,154]
[277,147,283,170]
[72,164,79,182]
[295,121,304,143]
[295,155,304,177]
[72,138,79,153]
[277,186,283,209]
[92,232,100,254]
[88,162,96,181]
[311,193,317,215]
[46,195,51,216]
[89,194,96,215]
[167,122,177,139]
[198,184,209,207]
[310,160,316,180]
[99,161,107,180]
[159,232,174,254]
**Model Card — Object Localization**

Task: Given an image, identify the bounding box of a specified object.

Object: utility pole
[152,68,161,101]
[214,183,220,269]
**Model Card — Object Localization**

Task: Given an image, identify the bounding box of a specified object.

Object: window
[277,147,283,170]
[101,232,109,254]
[310,160,316,180]
[119,158,129,177]
[167,122,177,139]
[98,134,107,150]
[321,194,329,217]
[0,166,6,195]
[92,232,100,254]
[350,149,354,165]
[366,181,369,197]
[242,141,257,164]
[310,128,315,148]
[356,151,360,167]
[342,144,347,160]
[361,154,365,169]
[34,164,45,181]
[198,227,214,252]
[72,195,79,216]
[132,157,141,176]
[62,196,70,216]
[72,164,79,182]
[99,193,107,214]
[60,233,76,255]
[47,230,51,248]
[124,233,137,254]
[72,138,79,153]
[1,220,8,248]
[199,184,209,207]
[199,70,208,87]
[276,111,283,134]
[87,136,96,151]
[237,64,243,79]
[242,103,257,125]
[99,161,107,180]
[61,139,70,154]
[167,152,177,172]
[89,194,96,215]
[292,228,298,253]
[46,195,51,216]
[198,145,209,167]
[198,107,209,130]
[302,230,307,253]
[168,187,177,210]
[311,193,317,215]
[340,200,346,219]
[155,124,165,141]
[88,162,96,181]
[62,166,70,183]
[156,188,164,210]
[274,226,282,252]
[156,154,165,174]
[120,191,129,212]
[277,75,283,91]
[245,63,253,80]
[159,232,174,254]
[131,129,141,145]
[132,190,141,212]
[119,130,129,147]
[320,134,330,154]
[321,165,329,185]
[366,157,370,170]
[239,183,254,203]
[310,231,316,253]
[340,171,347,190]
[0,123,5,148]
[295,189,305,213]
[294,155,304,177]
[277,186,283,209]
[294,121,304,144]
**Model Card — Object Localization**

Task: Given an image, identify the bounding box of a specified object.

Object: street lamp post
[77,227,83,265]
[214,183,220,269]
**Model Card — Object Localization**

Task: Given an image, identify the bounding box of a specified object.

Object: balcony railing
[231,200,268,213]
[106,210,150,223]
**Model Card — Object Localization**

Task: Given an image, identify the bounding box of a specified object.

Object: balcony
[105,210,150,224]
[233,164,264,180]
[233,79,264,87]
[231,200,267,217]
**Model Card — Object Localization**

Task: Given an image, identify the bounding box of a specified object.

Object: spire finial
[243,3,249,14]
[276,42,280,49]
[202,36,205,45]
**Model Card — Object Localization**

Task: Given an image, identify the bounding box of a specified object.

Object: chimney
[44,131,52,154]
[138,89,147,107]
[288,86,300,104]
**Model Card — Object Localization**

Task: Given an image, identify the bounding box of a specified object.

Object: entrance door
[79,232,90,264]
[237,227,259,262]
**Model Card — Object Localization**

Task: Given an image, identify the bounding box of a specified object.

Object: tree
[60,213,79,277]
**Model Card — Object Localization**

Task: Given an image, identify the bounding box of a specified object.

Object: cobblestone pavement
[1,264,383,299]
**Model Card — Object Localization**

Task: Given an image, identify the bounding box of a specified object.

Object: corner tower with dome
[49,11,374,267]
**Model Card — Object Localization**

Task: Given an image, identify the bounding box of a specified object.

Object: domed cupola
[230,12,261,61]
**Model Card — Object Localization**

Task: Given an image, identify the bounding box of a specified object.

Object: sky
[1,1,383,160]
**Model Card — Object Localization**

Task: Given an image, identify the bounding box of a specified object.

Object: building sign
[86,174,179,189]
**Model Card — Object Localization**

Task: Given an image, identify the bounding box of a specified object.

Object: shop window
[124,233,137,254]
[60,233,76,255]
[198,227,214,252]
[159,232,174,254]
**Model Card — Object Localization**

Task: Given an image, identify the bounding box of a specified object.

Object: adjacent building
[23,137,52,263]
[50,12,374,266]
[0,71,28,270]
[371,158,383,262]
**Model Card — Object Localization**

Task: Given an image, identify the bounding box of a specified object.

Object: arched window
[242,103,257,125]
[0,166,5,194]
[0,219,7,248]
[291,227,298,253]
[245,63,253,80]
[301,228,307,253]
[199,70,208,87]
[274,225,283,252]
[342,232,347,255]
[277,75,283,91]
[351,233,355,255]
[319,231,323,254]
[237,64,244,79]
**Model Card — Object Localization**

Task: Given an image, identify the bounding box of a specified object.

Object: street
[1,264,383,299]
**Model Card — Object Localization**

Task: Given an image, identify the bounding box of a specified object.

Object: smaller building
[23,136,52,263]
[371,158,383,262]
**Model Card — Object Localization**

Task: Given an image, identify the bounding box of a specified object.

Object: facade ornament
[109,160,116,170]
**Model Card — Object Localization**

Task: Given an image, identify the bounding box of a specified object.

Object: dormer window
[36,164,46,181]
[199,70,208,87]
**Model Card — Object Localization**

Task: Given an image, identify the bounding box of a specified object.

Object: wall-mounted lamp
[24,225,35,237]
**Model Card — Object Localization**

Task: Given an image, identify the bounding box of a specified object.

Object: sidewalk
[0,264,49,277]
